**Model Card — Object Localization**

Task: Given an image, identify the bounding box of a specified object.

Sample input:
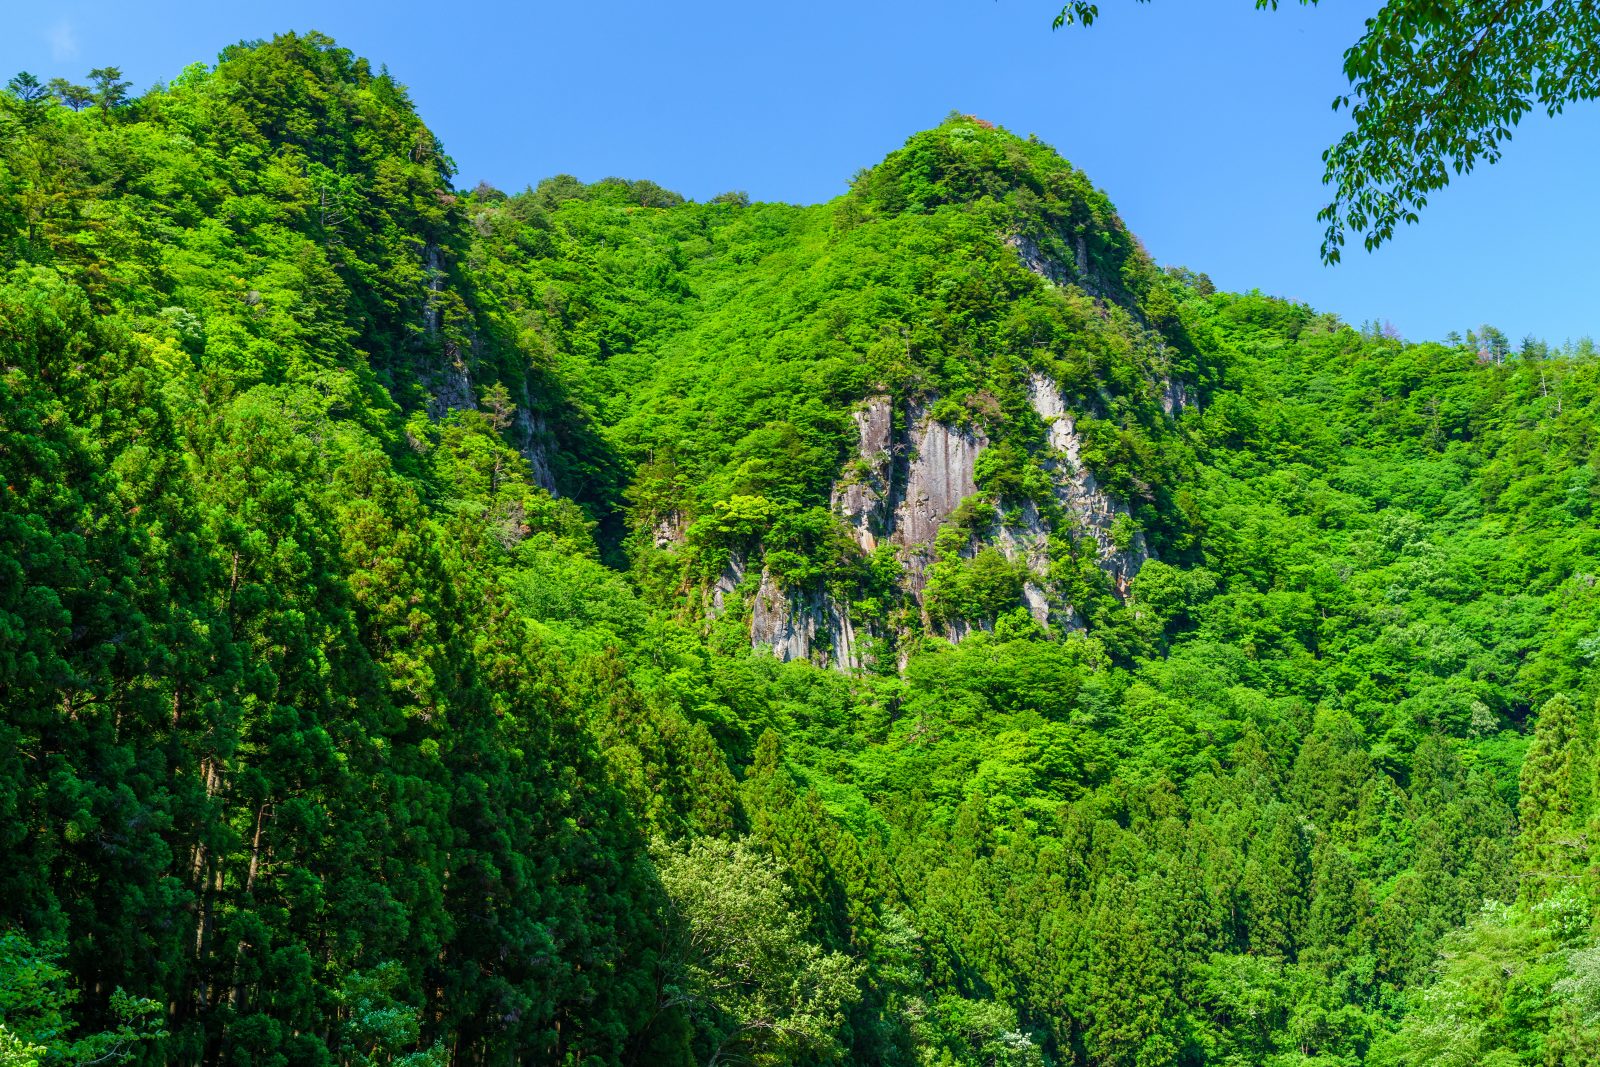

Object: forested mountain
[4,32,1600,1067]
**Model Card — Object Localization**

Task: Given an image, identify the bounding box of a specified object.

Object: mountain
[3,31,1600,1067]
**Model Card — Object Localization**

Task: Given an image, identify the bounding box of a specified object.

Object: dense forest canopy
[4,30,1600,1067]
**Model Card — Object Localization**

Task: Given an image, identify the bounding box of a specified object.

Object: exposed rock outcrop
[420,243,477,419]
[1028,372,1149,597]
[749,569,862,670]
[830,395,895,551]
[889,404,988,594]
[832,395,990,571]
[1007,231,1195,421]
[1162,376,1193,417]
[989,500,1074,630]
[709,555,746,617]
[651,511,687,550]
[423,243,446,337]
[1005,232,1089,289]
[428,354,475,419]
[512,407,559,495]
[750,569,811,662]
[749,366,1161,666]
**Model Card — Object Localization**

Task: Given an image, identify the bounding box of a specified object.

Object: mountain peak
[852,113,1102,218]
[848,113,1155,303]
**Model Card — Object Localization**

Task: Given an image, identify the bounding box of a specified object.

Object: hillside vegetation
[5,32,1600,1067]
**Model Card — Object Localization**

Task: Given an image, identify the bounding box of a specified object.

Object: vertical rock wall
[889,404,989,595]
[1028,372,1150,597]
[421,243,477,418]
[830,395,895,551]
[512,406,559,495]
[748,568,863,670]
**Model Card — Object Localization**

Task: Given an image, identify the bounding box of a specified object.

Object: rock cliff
[1027,372,1149,598]
[750,378,1154,668]
[888,403,988,595]
[748,568,863,670]
[830,395,895,551]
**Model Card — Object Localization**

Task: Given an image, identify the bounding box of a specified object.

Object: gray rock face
[989,500,1069,630]
[890,404,989,594]
[423,243,445,337]
[652,511,687,550]
[428,350,476,419]
[832,394,991,581]
[750,569,811,662]
[1162,376,1193,416]
[750,367,1158,664]
[990,499,1051,574]
[1028,372,1149,597]
[764,394,993,666]
[749,569,862,670]
[1004,232,1095,294]
[892,405,987,549]
[830,610,864,671]
[420,243,567,494]
[738,228,1202,665]
[710,555,746,617]
[1006,233,1067,286]
[830,395,895,551]
[421,244,477,419]
[512,407,558,494]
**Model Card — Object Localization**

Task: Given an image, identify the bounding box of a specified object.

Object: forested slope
[4,32,1600,1067]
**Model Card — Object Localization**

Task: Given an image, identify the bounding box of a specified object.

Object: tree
[1516,694,1591,882]
[1051,1,1600,262]
[480,380,515,433]
[1477,323,1512,365]
[4,73,47,105]
[4,73,51,128]
[654,837,863,1067]
[0,931,165,1066]
[1082,873,1182,1067]
[87,66,131,122]
[46,78,92,112]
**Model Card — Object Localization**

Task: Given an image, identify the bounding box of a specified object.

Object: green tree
[3,73,51,128]
[1516,694,1592,882]
[45,79,92,112]
[86,66,130,122]
[655,837,864,1066]
[1051,1,1600,261]
[0,931,164,1066]
[1082,873,1181,1066]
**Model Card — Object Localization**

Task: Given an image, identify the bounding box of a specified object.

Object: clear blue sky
[7,0,1598,345]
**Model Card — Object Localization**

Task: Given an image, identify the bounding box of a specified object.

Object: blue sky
[6,0,1598,345]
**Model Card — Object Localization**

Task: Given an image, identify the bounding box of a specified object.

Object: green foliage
[1050,1,1600,261]
[0,931,164,1065]
[5,28,1600,1067]
[655,837,864,1065]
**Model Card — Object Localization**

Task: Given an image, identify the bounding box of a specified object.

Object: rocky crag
[740,370,1177,670]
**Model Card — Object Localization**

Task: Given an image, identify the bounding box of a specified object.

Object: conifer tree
[1517,694,1592,884]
